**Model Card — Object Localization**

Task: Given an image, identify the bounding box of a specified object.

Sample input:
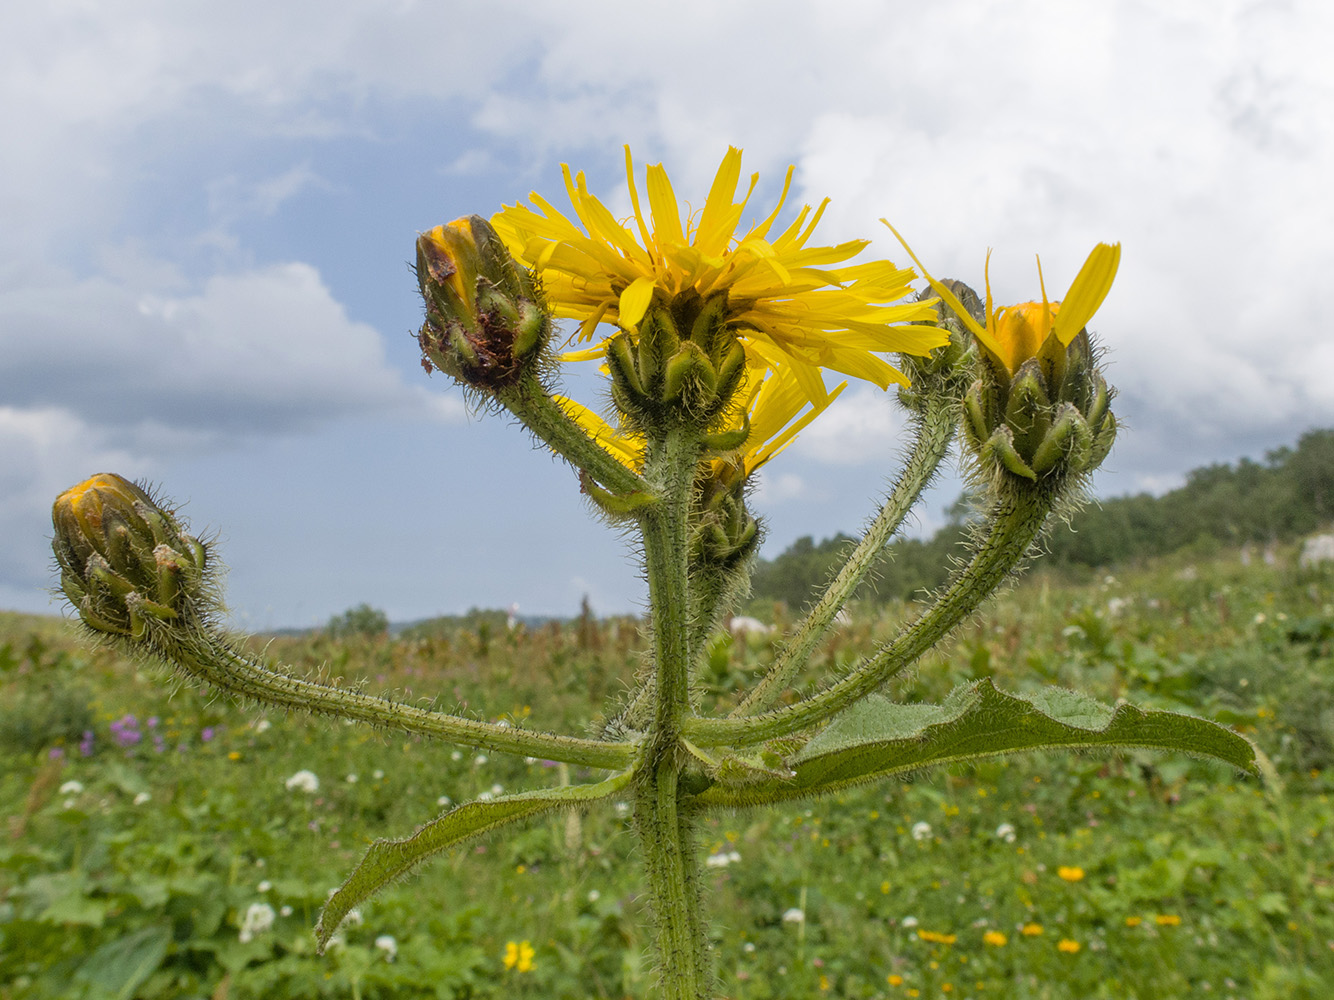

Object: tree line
[750,428,1334,610]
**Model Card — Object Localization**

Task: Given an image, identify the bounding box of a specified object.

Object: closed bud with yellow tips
[52,474,211,639]
[416,214,552,393]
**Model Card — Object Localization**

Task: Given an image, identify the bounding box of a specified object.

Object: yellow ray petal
[1051,242,1121,344]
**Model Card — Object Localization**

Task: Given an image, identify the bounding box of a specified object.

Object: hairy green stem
[732,391,956,717]
[134,624,636,769]
[635,426,712,999]
[499,374,648,496]
[685,483,1051,749]
[636,761,708,1000]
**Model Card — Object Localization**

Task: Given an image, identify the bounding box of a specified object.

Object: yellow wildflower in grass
[1020,923,1044,936]
[887,974,904,986]
[983,931,1008,947]
[884,222,1120,376]
[503,939,535,973]
[916,929,958,945]
[1057,939,1082,954]
[494,146,945,409]
[1155,914,1182,926]
[1125,915,1143,927]
[1057,866,1086,882]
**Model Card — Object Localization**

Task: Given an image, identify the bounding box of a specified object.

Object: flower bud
[896,282,979,412]
[886,235,1120,486]
[417,215,552,392]
[689,463,760,571]
[52,474,209,638]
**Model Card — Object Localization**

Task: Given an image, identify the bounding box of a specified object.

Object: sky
[4,0,1332,628]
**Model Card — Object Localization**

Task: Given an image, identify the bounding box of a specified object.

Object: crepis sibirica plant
[53,146,1255,1000]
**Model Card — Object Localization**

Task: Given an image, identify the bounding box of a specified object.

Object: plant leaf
[692,679,1256,808]
[316,769,633,950]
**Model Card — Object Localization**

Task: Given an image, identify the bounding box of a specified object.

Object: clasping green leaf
[693,679,1256,808]
[316,769,634,950]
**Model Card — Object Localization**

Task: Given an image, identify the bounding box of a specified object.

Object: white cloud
[752,471,808,505]
[789,388,909,466]
[0,405,150,596]
[3,260,457,440]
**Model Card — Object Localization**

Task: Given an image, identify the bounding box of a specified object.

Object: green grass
[3,552,1333,999]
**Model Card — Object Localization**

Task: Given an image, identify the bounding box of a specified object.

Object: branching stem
[685,485,1050,748]
[138,625,637,769]
[732,390,956,717]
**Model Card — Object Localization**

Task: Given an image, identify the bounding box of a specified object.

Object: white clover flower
[375,935,398,961]
[911,821,932,842]
[451,750,463,761]
[344,908,364,927]
[238,902,276,943]
[59,780,84,795]
[279,905,293,917]
[901,916,919,928]
[284,770,320,794]
[436,795,452,808]
[782,908,805,924]
[254,719,272,734]
[474,754,488,765]
[133,792,152,806]
[346,773,358,784]
[743,942,756,953]
[490,783,504,796]
[614,801,631,817]
[372,769,384,780]
[477,791,494,802]
[996,822,1017,843]
[587,890,601,902]
[257,880,272,893]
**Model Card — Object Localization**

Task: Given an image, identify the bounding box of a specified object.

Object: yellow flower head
[884,221,1120,376]
[503,939,535,973]
[1057,865,1086,883]
[982,930,1008,947]
[1057,938,1082,954]
[493,146,945,407]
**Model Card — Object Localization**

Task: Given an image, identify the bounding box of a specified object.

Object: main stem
[636,426,711,1000]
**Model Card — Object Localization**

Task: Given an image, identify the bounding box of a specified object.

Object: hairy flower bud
[52,474,210,638]
[689,463,760,571]
[886,230,1121,488]
[896,282,979,412]
[417,215,552,392]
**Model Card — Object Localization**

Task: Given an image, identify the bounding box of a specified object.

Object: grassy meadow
[2,550,1333,999]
